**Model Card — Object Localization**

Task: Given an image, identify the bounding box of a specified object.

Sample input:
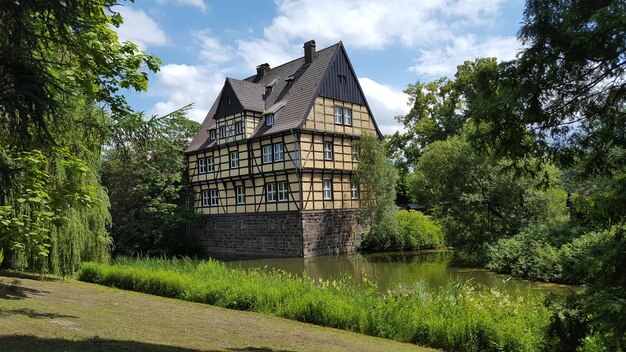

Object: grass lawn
[0,273,436,352]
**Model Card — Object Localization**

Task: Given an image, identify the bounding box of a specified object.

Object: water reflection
[217,250,574,293]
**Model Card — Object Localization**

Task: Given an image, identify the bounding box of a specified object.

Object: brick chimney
[256,63,270,78]
[304,40,316,64]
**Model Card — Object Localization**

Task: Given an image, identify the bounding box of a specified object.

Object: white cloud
[359,77,410,135]
[236,39,299,71]
[251,0,508,50]
[115,7,167,49]
[408,35,520,77]
[156,0,208,12]
[194,30,235,64]
[151,64,225,122]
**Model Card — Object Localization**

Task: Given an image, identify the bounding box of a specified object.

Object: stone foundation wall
[192,209,367,257]
[192,211,303,257]
[302,209,366,257]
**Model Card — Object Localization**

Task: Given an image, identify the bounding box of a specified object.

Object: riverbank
[0,273,434,352]
[77,257,550,352]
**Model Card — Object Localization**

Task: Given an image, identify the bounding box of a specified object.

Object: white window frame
[266,114,274,126]
[266,183,277,202]
[351,181,359,200]
[323,179,333,200]
[198,157,207,174]
[236,186,245,204]
[334,106,343,124]
[209,189,218,206]
[206,157,214,172]
[277,182,288,201]
[324,141,333,160]
[343,108,352,126]
[201,190,210,206]
[352,145,359,162]
[262,145,273,164]
[219,126,226,138]
[274,143,284,161]
[209,129,216,140]
[235,121,244,135]
[230,151,239,168]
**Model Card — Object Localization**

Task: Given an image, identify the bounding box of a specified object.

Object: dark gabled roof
[227,78,265,113]
[186,42,381,153]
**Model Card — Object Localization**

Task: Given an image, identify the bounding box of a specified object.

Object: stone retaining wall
[192,209,367,257]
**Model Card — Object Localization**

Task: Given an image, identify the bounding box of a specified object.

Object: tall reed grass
[78,257,550,352]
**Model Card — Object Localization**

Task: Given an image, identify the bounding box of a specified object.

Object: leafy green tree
[102,107,200,256]
[354,134,399,250]
[457,1,625,349]
[413,131,568,258]
[0,1,161,273]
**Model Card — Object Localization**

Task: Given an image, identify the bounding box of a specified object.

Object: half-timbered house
[186,40,382,257]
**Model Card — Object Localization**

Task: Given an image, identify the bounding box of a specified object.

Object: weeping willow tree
[0,1,160,274]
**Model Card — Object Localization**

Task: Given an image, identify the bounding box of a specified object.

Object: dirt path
[0,274,436,352]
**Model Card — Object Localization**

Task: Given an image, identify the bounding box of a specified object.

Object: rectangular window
[209,189,218,206]
[274,143,284,161]
[201,190,210,206]
[209,129,216,140]
[351,181,359,200]
[198,157,207,174]
[323,179,333,200]
[334,106,343,124]
[262,144,273,164]
[206,157,214,172]
[235,121,244,135]
[343,108,352,126]
[277,182,288,201]
[324,141,333,160]
[219,126,226,138]
[266,183,277,202]
[266,114,274,126]
[230,151,239,168]
[352,145,359,162]
[236,186,245,204]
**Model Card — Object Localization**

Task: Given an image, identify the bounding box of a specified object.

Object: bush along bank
[360,211,444,252]
[78,257,550,352]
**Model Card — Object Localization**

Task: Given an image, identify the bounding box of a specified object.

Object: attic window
[338,74,346,84]
[227,96,231,105]
[209,129,216,140]
[266,114,274,126]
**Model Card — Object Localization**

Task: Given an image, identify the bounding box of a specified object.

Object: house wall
[302,209,364,256]
[303,97,377,135]
[190,209,366,257]
[192,211,304,257]
[193,172,301,215]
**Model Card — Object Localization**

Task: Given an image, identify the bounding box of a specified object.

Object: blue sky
[115,0,526,134]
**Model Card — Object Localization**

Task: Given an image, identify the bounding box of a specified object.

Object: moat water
[216,250,574,293]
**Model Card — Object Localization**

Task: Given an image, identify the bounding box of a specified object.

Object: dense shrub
[79,258,550,352]
[487,223,616,284]
[360,211,443,252]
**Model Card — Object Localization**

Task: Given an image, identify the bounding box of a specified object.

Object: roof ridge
[243,42,341,81]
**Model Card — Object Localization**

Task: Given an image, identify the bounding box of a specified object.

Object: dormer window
[209,129,216,140]
[266,114,274,126]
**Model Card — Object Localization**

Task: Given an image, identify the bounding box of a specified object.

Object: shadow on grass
[0,335,296,352]
[0,279,50,300]
[0,308,77,319]
[0,270,60,281]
